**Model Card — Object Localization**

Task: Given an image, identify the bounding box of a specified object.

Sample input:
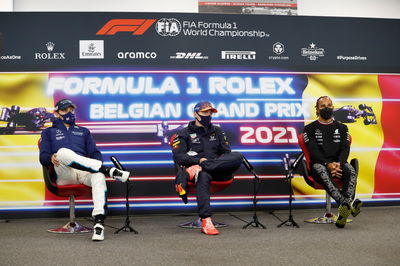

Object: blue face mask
[197,113,212,127]
[60,112,76,125]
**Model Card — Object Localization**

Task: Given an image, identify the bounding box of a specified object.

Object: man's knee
[342,163,356,178]
[312,163,327,174]
[56,148,75,163]
[230,152,243,164]
[343,163,355,172]
[220,151,243,169]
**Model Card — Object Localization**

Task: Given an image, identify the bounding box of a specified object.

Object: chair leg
[305,193,337,224]
[305,192,352,224]
[47,195,93,234]
[305,193,335,224]
[178,217,228,229]
[70,196,75,222]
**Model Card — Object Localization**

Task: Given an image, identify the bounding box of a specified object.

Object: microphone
[291,153,304,171]
[110,156,125,171]
[242,156,254,172]
[283,154,289,171]
[283,153,294,181]
[242,156,259,178]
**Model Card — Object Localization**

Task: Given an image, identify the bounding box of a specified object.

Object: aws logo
[96,19,157,35]
[96,18,181,36]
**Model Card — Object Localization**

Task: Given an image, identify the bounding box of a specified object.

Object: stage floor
[1,206,399,266]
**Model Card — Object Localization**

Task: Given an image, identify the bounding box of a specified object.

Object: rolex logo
[46,42,55,52]
[34,41,65,60]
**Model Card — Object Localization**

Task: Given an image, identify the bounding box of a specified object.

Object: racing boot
[92,223,104,241]
[351,199,363,217]
[92,214,105,241]
[109,167,129,182]
[201,217,219,235]
[335,202,351,228]
[185,165,202,183]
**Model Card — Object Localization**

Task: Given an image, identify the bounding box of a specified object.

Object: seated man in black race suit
[303,96,362,228]
[171,101,243,235]
[39,99,130,241]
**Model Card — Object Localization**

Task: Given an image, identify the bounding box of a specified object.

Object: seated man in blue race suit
[171,101,243,235]
[39,99,130,241]
[303,96,362,228]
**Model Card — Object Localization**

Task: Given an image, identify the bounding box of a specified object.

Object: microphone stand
[242,157,266,229]
[111,156,138,234]
[277,153,302,228]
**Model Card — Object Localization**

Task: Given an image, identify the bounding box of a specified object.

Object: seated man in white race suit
[39,99,130,241]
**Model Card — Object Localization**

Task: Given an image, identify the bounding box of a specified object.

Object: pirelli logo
[96,19,156,35]
[221,51,256,60]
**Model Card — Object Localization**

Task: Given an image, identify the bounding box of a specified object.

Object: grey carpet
[0,206,399,266]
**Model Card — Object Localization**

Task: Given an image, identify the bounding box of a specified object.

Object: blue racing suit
[171,121,243,218]
[40,119,102,167]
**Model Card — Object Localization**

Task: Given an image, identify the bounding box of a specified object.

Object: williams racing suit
[39,119,107,217]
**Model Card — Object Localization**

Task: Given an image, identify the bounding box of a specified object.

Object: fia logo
[156,18,181,36]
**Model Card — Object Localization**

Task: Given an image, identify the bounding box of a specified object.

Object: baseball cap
[193,101,218,113]
[54,99,76,112]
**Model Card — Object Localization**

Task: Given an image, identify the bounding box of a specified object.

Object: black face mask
[60,112,76,125]
[197,114,212,127]
[319,107,333,120]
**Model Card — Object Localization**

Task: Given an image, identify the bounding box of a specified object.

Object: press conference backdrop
[0,12,399,218]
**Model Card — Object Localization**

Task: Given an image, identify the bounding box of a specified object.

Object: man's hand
[327,162,342,178]
[199,158,208,164]
[51,153,60,166]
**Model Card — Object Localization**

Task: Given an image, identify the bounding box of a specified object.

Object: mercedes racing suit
[39,119,107,217]
[303,120,357,205]
[171,121,243,218]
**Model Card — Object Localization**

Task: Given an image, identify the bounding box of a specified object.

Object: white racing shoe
[109,167,129,182]
[92,223,104,241]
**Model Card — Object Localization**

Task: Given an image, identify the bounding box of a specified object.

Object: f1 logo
[96,19,156,35]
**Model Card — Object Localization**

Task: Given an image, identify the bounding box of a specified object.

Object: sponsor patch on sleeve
[170,134,181,149]
[222,131,229,145]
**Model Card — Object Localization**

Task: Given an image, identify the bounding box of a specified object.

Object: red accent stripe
[374,75,400,196]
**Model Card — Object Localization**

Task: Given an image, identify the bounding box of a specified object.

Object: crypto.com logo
[96,19,156,35]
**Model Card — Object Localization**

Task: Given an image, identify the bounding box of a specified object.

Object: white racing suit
[55,148,107,217]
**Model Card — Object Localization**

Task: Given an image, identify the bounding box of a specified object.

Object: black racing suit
[303,120,357,205]
[171,121,243,218]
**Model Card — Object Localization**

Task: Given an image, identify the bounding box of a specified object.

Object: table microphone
[283,154,289,171]
[291,153,304,171]
[110,156,125,171]
[243,156,257,176]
